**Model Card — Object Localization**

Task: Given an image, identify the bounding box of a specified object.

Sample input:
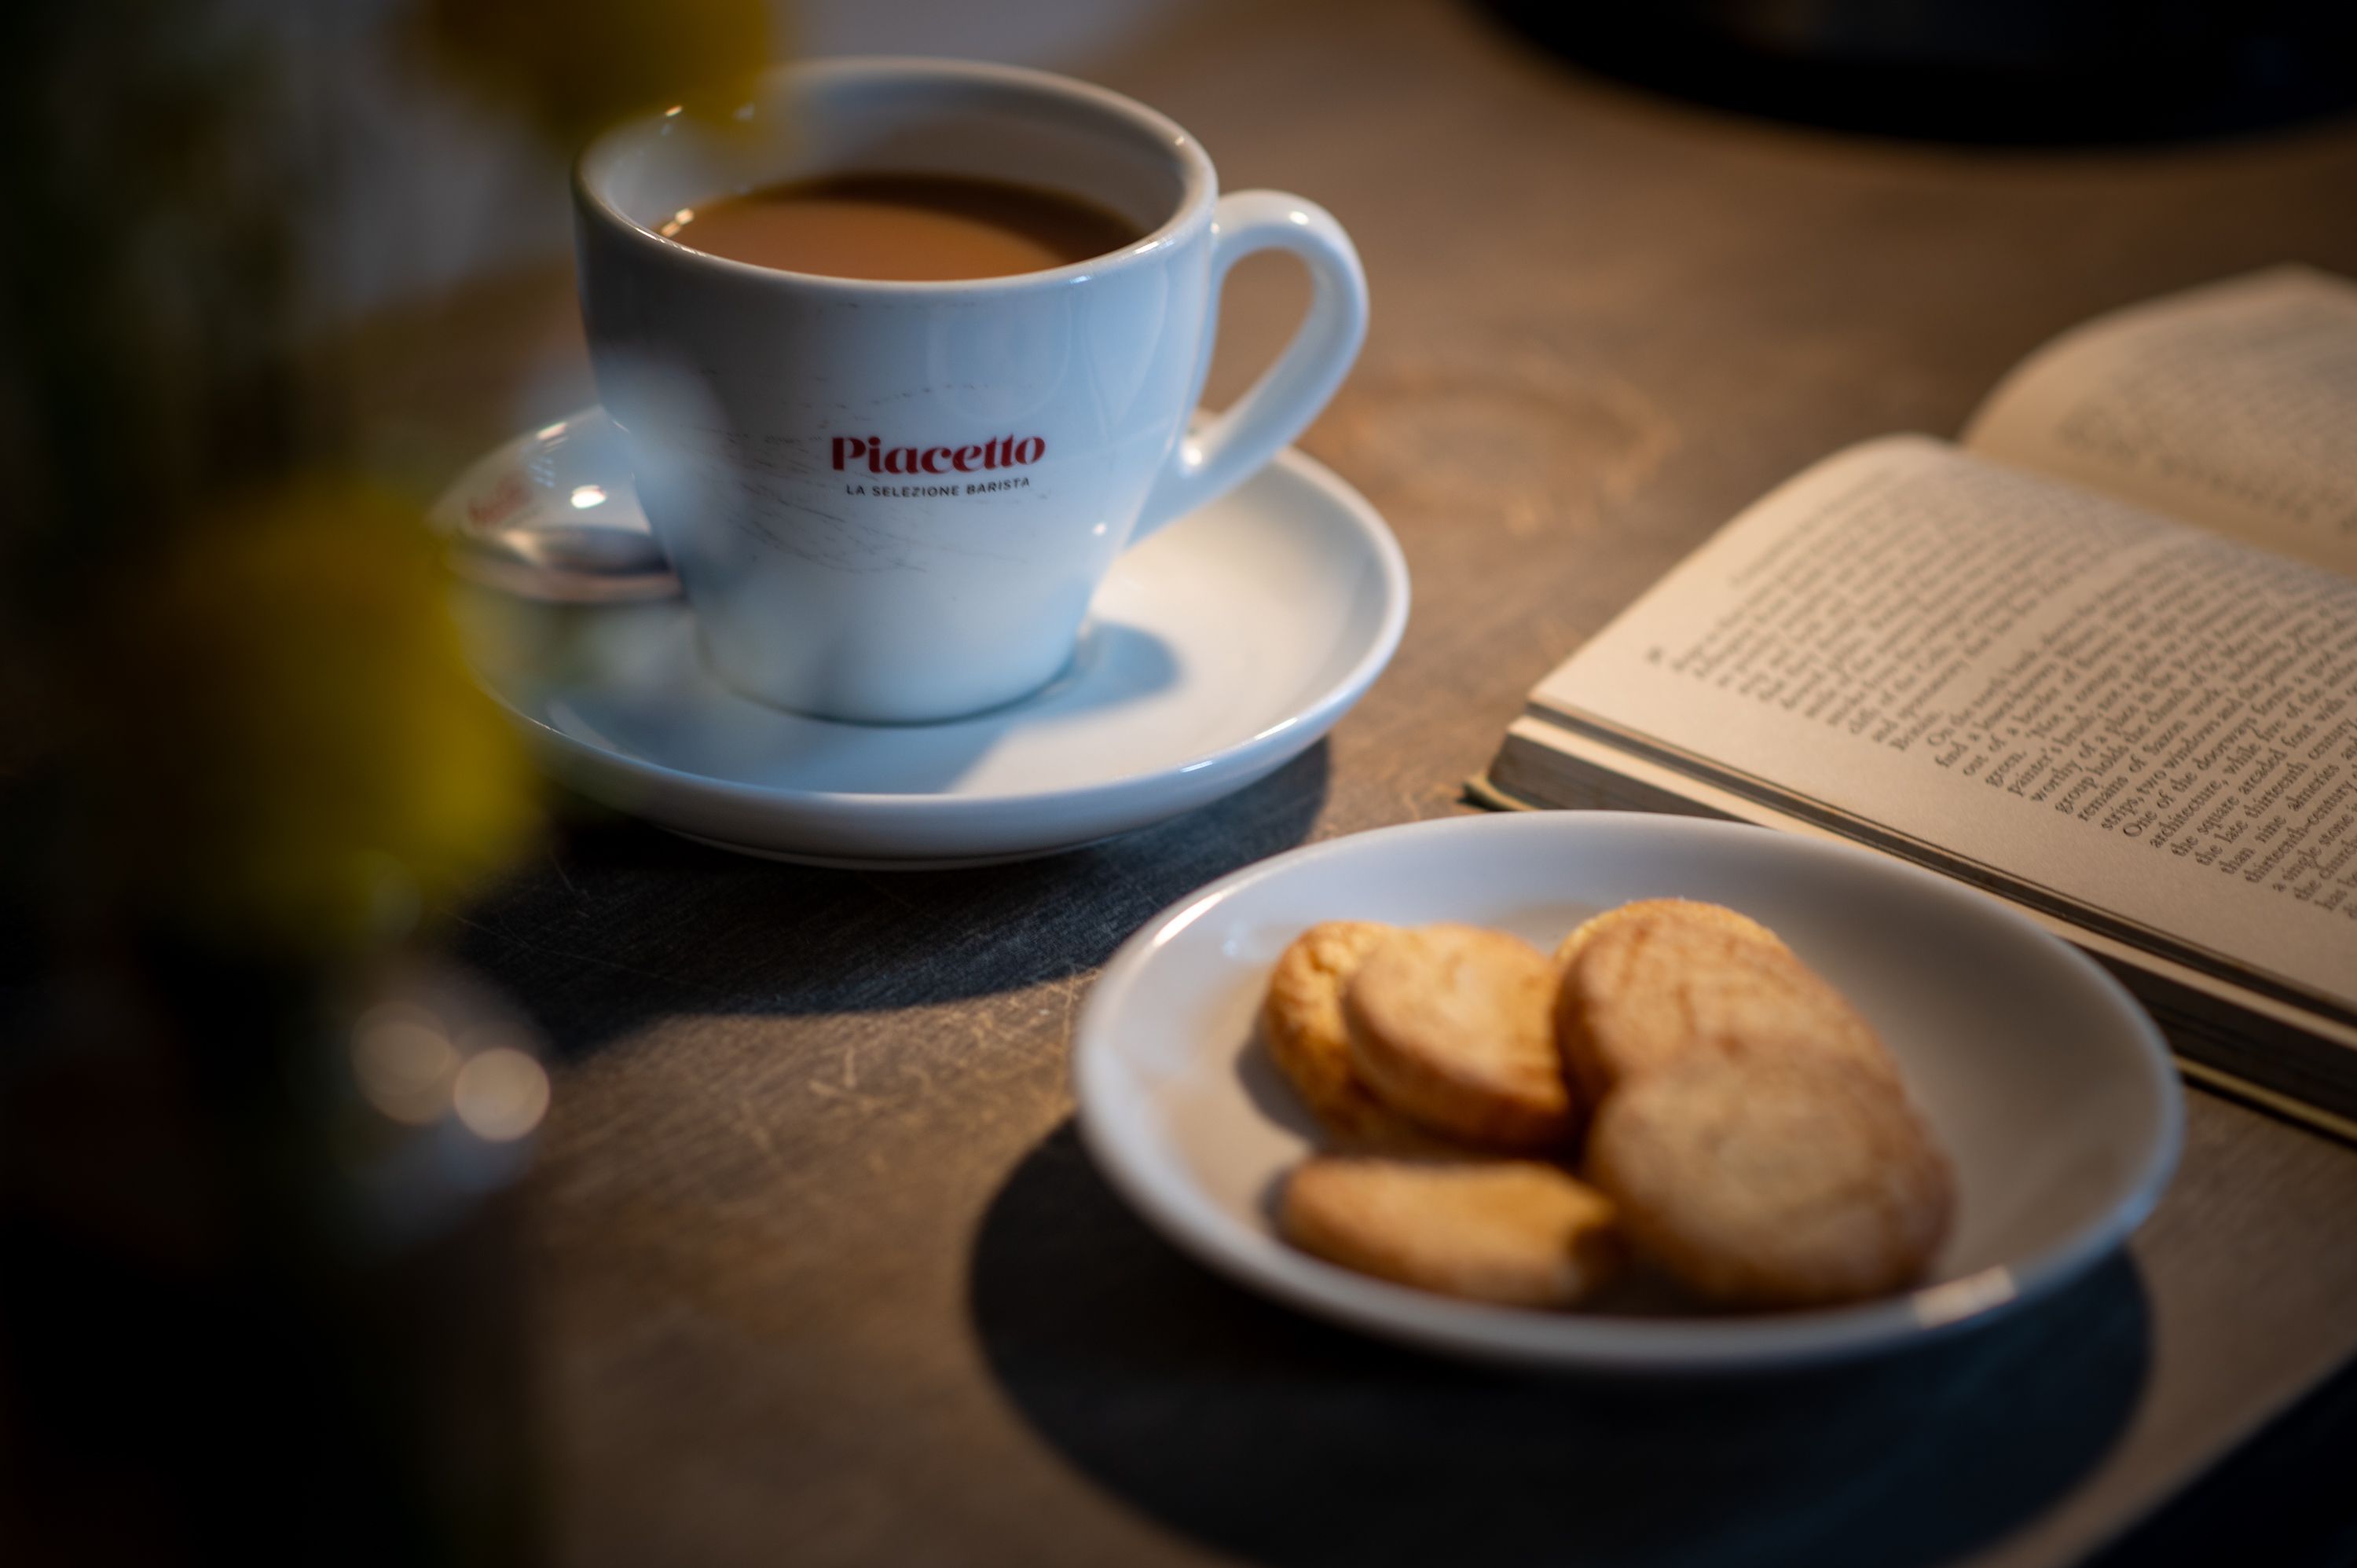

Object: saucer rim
[667,826,1116,870]
[462,435,1410,818]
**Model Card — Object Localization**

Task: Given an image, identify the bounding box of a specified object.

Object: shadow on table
[970,1121,2152,1568]
[451,743,1332,1058]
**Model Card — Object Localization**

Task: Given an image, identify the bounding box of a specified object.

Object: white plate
[446,416,1408,869]
[1072,812,2183,1373]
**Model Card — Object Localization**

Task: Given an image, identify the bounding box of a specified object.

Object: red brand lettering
[832,433,1047,480]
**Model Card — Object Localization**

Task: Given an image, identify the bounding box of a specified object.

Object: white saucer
[1072,812,2183,1374]
[443,411,1409,869]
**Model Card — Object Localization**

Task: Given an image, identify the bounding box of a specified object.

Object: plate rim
[455,434,1409,819]
[1070,811,2185,1374]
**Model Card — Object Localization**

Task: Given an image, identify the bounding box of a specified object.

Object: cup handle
[1131,191,1369,541]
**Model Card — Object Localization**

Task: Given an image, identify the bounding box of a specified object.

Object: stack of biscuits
[1265,899,1955,1311]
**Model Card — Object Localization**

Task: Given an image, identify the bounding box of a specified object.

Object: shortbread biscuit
[1556,903,1894,1102]
[1262,922,1453,1152]
[1585,1051,1954,1307]
[1343,925,1577,1150]
[1552,898,1787,969]
[1280,1156,1625,1307]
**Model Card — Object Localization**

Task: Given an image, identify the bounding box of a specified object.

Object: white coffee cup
[574,57,1369,724]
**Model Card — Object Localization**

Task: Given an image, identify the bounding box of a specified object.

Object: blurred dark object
[1479,0,2357,143]
[1,959,548,1566]
[1,0,777,1544]
[0,2,555,1562]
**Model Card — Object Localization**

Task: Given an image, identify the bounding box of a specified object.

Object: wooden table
[398,2,2357,1561]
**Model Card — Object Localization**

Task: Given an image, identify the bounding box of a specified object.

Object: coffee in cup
[574,57,1368,724]
[659,172,1144,281]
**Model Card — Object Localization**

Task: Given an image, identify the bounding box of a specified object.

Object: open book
[1483,267,2357,1133]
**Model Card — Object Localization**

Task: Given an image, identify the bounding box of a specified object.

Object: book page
[1963,267,2357,578]
[1534,436,2357,1009]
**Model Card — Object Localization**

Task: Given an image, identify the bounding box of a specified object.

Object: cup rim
[573,55,1219,295]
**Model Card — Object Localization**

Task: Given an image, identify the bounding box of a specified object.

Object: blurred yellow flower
[421,0,779,143]
[83,481,539,957]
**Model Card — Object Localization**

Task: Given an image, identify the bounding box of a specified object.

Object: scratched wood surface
[383,2,2357,1563]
